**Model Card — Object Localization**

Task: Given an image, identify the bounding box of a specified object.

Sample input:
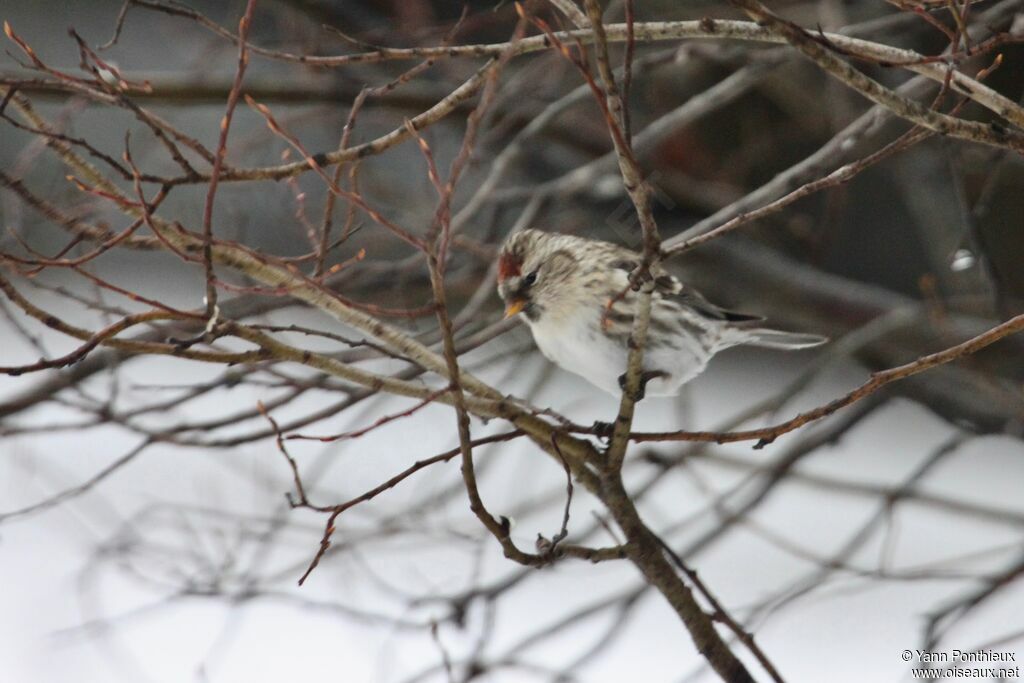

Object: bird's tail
[745,328,828,350]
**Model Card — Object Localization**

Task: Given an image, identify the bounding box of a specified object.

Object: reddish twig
[244,94,427,251]
[201,0,257,319]
[0,309,180,376]
[295,430,524,585]
[630,312,1024,447]
[287,388,451,442]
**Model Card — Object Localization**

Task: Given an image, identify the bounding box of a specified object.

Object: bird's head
[496,229,581,323]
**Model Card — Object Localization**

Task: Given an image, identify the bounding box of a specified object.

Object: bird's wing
[606,252,763,324]
[659,273,764,324]
[607,256,685,296]
[670,284,762,323]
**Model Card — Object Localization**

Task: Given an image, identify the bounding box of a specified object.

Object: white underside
[525,307,712,397]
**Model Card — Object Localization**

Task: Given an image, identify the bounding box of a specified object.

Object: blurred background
[2,1,1024,681]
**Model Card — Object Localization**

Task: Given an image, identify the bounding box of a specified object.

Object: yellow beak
[503,299,526,319]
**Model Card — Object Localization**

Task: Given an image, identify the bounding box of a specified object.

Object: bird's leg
[617,369,669,402]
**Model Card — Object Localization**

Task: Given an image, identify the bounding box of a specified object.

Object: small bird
[496,229,826,398]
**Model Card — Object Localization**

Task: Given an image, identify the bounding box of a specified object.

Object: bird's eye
[523,271,538,286]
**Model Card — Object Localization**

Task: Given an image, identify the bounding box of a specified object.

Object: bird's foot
[592,420,615,440]
[617,370,668,402]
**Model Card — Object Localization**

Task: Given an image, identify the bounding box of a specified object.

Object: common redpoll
[496,229,826,398]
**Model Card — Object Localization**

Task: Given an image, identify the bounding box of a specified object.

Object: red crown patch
[498,251,522,281]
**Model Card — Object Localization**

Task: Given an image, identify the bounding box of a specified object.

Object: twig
[630,312,1024,447]
[201,0,257,319]
[258,402,319,509]
[657,538,786,683]
[23,18,1015,187]
[538,432,574,555]
[622,0,635,143]
[286,388,450,443]
[0,439,153,522]
[731,0,1024,153]
[245,93,426,250]
[295,430,523,585]
[667,126,932,255]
